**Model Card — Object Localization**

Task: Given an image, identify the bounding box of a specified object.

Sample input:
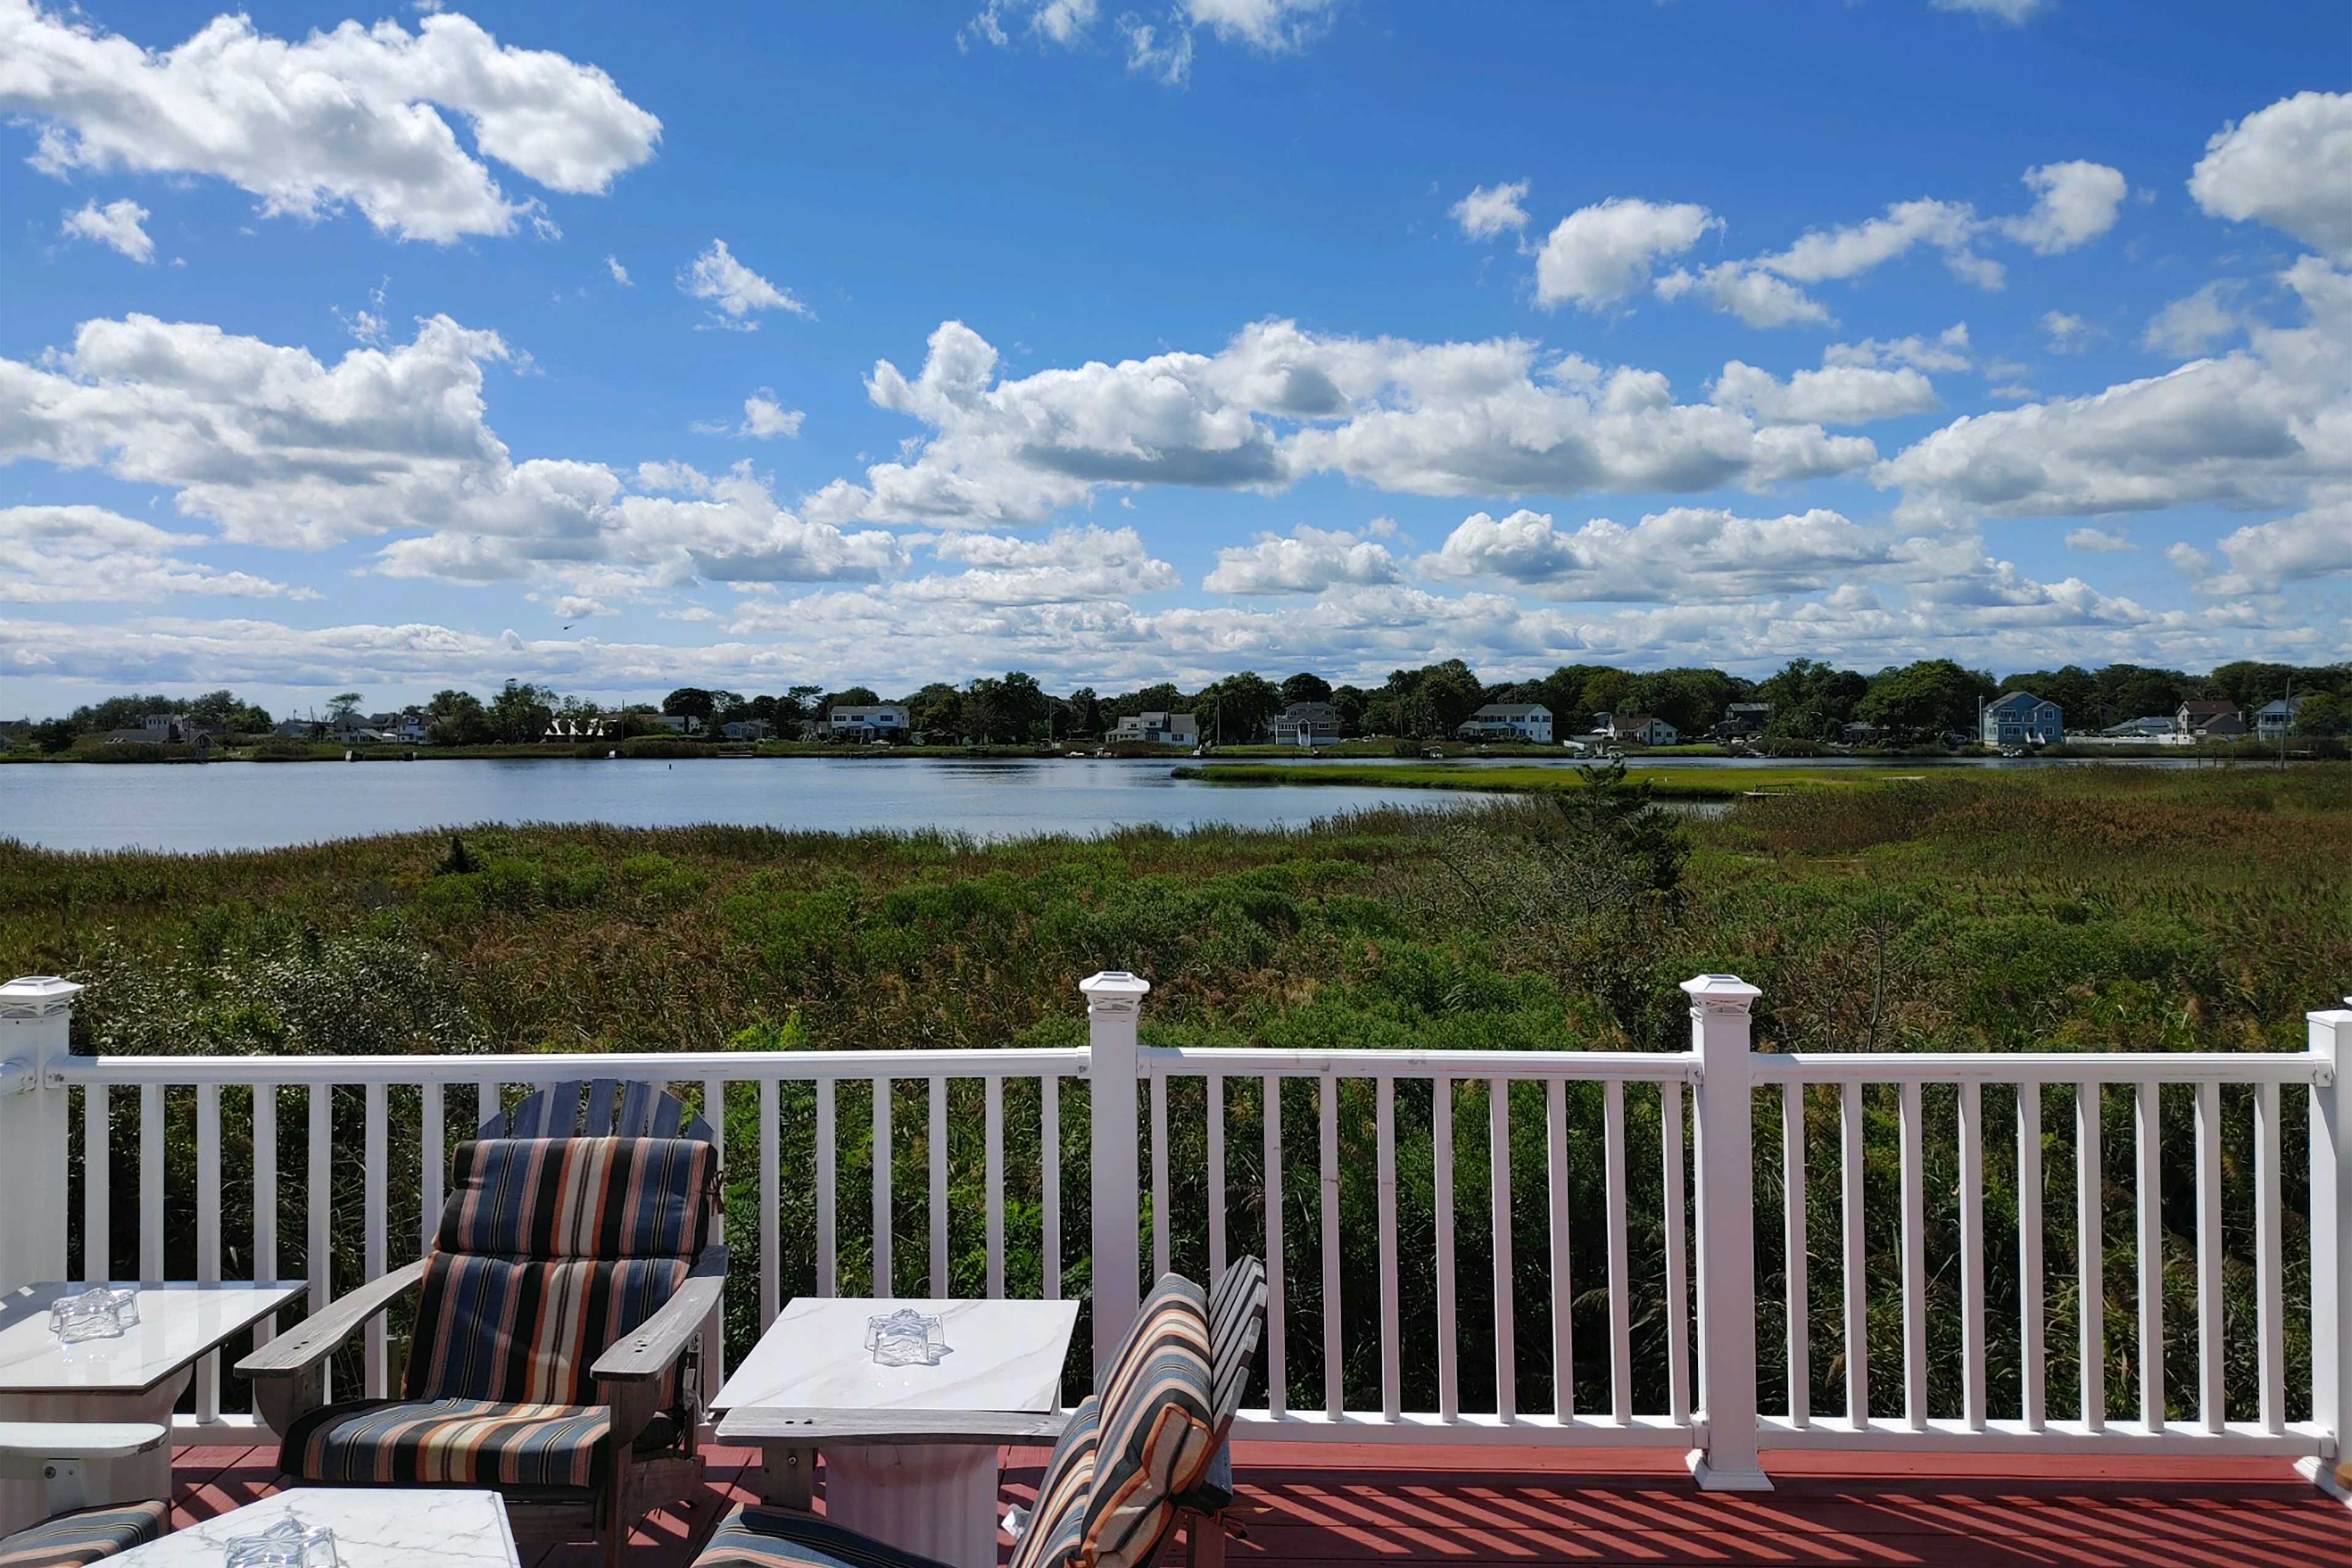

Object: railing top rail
[53,1047,1091,1087]
[1138,1046,1699,1080]
[1752,1050,2331,1087]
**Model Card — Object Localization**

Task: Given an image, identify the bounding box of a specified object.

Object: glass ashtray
[864,1308,950,1367]
[49,1286,139,1343]
[222,1517,339,1568]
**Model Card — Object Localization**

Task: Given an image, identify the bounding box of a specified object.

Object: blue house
[1982,690,2065,747]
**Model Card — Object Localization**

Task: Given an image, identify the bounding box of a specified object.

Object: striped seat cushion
[691,1506,953,1568]
[1009,1395,1100,1568]
[279,1397,610,1490]
[1079,1275,1216,1568]
[437,1137,717,1259]
[0,1501,170,1568]
[1174,1255,1269,1515]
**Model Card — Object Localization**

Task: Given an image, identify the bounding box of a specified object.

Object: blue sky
[3,0,2348,715]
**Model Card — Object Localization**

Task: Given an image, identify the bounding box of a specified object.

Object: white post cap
[0,976,84,1017]
[1681,973,1761,1009]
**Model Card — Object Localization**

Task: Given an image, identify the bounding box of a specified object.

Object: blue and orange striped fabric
[282,1398,611,1489]
[1008,1394,1101,1568]
[1079,1274,1216,1568]
[0,1499,169,1568]
[692,1506,956,1568]
[278,1134,715,1492]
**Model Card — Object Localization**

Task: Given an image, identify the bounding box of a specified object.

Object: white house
[1109,711,1199,747]
[1980,690,2064,747]
[1600,712,1677,747]
[827,704,908,742]
[2256,696,2306,741]
[1271,702,1341,747]
[1457,703,1553,744]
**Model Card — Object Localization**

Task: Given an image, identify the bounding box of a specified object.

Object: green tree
[1279,672,1332,707]
[1628,667,1740,737]
[424,689,492,747]
[2097,664,2192,722]
[1199,670,1283,742]
[486,680,558,742]
[1062,688,1104,738]
[1329,685,1369,735]
[662,688,718,726]
[328,692,363,721]
[1755,659,1868,739]
[1857,660,1997,740]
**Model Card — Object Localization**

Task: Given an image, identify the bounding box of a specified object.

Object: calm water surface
[0,752,2203,854]
[0,756,1469,854]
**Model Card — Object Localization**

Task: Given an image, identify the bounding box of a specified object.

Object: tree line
[15,658,2347,753]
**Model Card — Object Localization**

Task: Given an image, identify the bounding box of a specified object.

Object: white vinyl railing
[4,971,2350,1495]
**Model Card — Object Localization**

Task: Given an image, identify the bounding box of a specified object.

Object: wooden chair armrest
[591,1245,728,1386]
[0,1422,168,1463]
[235,1257,429,1380]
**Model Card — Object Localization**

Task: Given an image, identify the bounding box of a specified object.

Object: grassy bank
[4,766,2346,1428]
[1175,760,1888,799]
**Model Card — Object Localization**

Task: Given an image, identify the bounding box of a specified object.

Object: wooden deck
[168,1441,2352,1567]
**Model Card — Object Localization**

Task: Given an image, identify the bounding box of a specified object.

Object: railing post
[0,976,81,1294]
[1683,973,1771,1492]
[2305,1001,2352,1499]
[1083,970,1150,1373]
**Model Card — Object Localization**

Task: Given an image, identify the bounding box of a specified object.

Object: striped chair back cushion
[405,1137,716,1405]
[1008,1394,1100,1568]
[1078,1274,1216,1568]
[1204,1256,1268,1439]
[435,1137,716,1257]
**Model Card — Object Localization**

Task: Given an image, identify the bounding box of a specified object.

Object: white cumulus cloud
[1710,361,1941,425]
[679,239,812,329]
[2189,91,2352,259]
[1204,524,1400,594]
[0,504,313,602]
[1452,180,1530,241]
[0,1,660,243]
[2003,160,2130,254]
[59,197,151,260]
[1534,198,1717,310]
[739,392,805,439]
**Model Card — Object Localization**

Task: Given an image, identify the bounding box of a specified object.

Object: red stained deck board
[169,1441,2352,1568]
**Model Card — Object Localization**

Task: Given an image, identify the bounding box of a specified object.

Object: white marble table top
[715,1297,1080,1416]
[110,1488,518,1568]
[0,1283,306,1395]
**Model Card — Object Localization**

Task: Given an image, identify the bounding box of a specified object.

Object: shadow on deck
[169,1441,2352,1567]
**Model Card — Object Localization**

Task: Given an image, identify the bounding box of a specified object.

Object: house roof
[2180,699,2239,717]
[831,705,900,720]
[1988,690,2056,712]
[1280,702,1339,721]
[1473,703,1550,718]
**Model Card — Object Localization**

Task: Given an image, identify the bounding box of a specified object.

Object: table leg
[820,1445,1000,1568]
[0,1368,192,1535]
[756,1445,815,1510]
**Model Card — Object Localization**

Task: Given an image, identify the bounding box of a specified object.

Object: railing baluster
[872,1077,893,1296]
[1434,1074,1458,1424]
[420,1082,443,1256]
[2078,1080,2105,1433]
[476,1080,499,1134]
[1490,1077,1515,1424]
[82,1084,109,1284]
[929,1076,949,1298]
[1040,1075,1059,1302]
[363,1083,386,1397]
[2018,1082,2045,1432]
[1841,1080,1868,1430]
[986,1076,1005,1300]
[1960,1080,1986,1432]
[1151,1071,1170,1281]
[1782,1080,1807,1428]
[1898,1080,1926,1431]
[760,1077,780,1324]
[700,1076,728,1400]
[308,1085,331,1401]
[2195,1080,2224,1433]
[1263,1074,1286,1420]
[1662,1078,1690,1427]
[253,1083,277,1347]
[1322,1074,1343,1423]
[2136,1079,2164,1431]
[1604,1078,1630,1425]
[816,1078,837,1297]
[140,1084,164,1281]
[1547,1077,1573,1422]
[195,1082,221,1423]
[1378,1076,1401,1423]
[1207,1073,1227,1290]
[2255,1079,2283,1435]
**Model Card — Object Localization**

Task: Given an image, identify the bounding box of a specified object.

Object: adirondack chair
[0,1422,172,1568]
[688,1258,1269,1568]
[239,1080,728,1568]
